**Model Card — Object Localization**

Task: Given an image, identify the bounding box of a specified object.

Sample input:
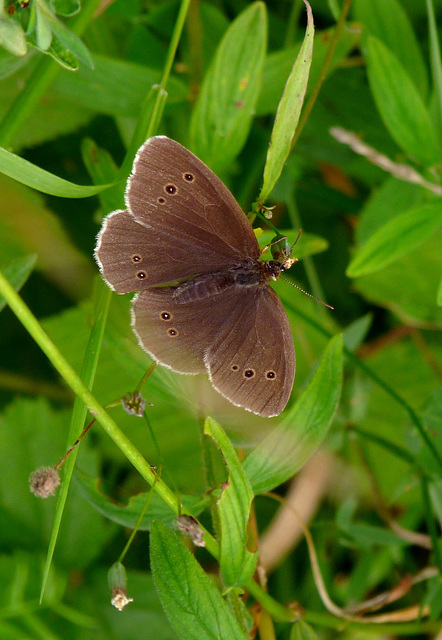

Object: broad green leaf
[353,0,428,98]
[365,36,439,166]
[150,521,248,640]
[259,1,313,202]
[0,146,114,197]
[76,472,207,529]
[243,334,343,494]
[438,275,442,307]
[204,418,258,588]
[354,229,442,326]
[347,201,442,277]
[190,2,267,174]
[0,254,36,313]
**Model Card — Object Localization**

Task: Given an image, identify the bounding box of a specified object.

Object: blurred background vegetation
[0,0,441,638]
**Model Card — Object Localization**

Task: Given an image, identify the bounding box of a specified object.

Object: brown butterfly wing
[95,137,260,292]
[127,137,260,263]
[205,286,295,417]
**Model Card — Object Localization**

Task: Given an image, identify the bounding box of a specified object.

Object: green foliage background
[0,0,441,638]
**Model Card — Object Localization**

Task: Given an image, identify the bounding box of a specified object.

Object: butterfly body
[95,136,295,417]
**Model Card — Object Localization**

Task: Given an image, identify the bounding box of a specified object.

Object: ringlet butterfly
[95,136,296,417]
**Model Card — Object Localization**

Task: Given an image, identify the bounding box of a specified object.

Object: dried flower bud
[121,392,150,416]
[29,467,60,498]
[175,515,205,547]
[108,562,133,611]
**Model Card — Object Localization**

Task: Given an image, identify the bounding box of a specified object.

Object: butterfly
[95,136,295,417]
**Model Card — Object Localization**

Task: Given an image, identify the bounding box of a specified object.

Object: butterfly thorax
[172,258,293,304]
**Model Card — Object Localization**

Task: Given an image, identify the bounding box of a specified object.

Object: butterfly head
[269,234,298,273]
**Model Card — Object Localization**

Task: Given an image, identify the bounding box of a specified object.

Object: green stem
[0,268,219,561]
[0,0,102,148]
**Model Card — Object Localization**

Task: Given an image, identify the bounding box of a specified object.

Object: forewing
[95,208,247,293]
[126,136,260,264]
[205,286,295,417]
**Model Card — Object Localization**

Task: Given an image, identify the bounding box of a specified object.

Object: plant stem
[0,268,219,560]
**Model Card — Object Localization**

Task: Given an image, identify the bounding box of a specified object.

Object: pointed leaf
[243,334,343,494]
[365,36,439,166]
[0,147,114,197]
[347,201,442,277]
[259,0,314,202]
[204,418,258,588]
[150,521,248,640]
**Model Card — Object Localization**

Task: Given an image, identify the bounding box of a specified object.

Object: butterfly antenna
[280,276,334,310]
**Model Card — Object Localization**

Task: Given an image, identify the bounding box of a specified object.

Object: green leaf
[243,334,343,494]
[35,1,53,50]
[0,254,36,313]
[33,30,79,69]
[0,146,114,197]
[259,0,314,202]
[41,4,93,68]
[0,15,27,57]
[347,201,442,277]
[353,0,428,98]
[354,229,442,326]
[204,418,258,588]
[190,2,267,174]
[365,36,439,166]
[76,471,207,529]
[150,521,248,640]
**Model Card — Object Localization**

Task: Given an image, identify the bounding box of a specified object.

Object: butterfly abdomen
[172,259,276,304]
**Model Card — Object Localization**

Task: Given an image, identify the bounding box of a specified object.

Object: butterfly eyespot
[183,172,195,182]
[231,364,239,371]
[131,254,142,263]
[136,271,147,279]
[243,369,255,379]
[167,328,178,337]
[165,184,177,195]
[160,311,172,321]
[157,197,166,205]
[266,370,276,380]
